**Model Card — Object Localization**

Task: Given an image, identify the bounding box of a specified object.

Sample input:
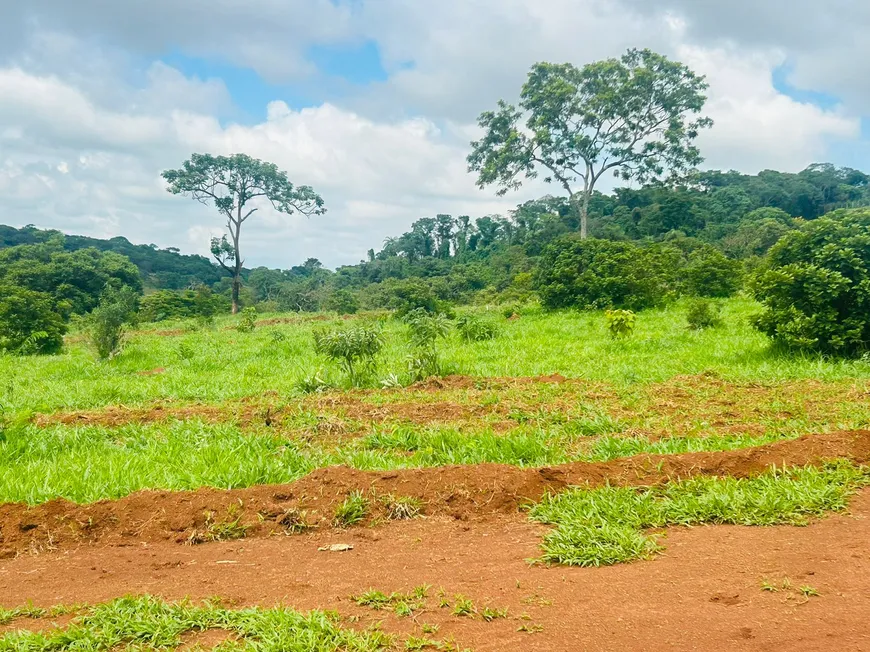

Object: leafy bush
[324,288,360,315]
[403,308,452,380]
[455,314,498,341]
[86,285,140,359]
[683,246,743,297]
[294,370,332,394]
[686,298,723,330]
[0,286,66,355]
[313,325,385,386]
[750,208,870,355]
[605,309,635,339]
[235,307,258,333]
[536,237,678,310]
[255,300,280,313]
[379,278,452,317]
[140,286,224,323]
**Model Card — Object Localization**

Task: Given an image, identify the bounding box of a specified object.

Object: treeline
[235,163,869,313]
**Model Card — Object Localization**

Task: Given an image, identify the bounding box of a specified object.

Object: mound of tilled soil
[1,430,868,557]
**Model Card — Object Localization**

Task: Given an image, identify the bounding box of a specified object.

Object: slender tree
[468,48,712,238]
[162,153,325,313]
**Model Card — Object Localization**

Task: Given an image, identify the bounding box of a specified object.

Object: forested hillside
[0,225,224,290]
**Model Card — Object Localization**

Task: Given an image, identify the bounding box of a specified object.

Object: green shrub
[683,246,743,297]
[403,309,452,380]
[0,286,66,355]
[313,325,385,386]
[455,314,498,341]
[382,278,450,317]
[255,300,280,313]
[86,285,139,359]
[604,309,635,339]
[324,288,360,315]
[750,208,870,355]
[140,286,224,323]
[686,299,723,330]
[235,306,258,333]
[536,237,678,310]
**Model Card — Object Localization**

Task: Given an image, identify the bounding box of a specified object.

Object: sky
[0,0,867,269]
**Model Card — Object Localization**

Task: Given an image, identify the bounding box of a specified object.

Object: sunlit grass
[0,418,823,505]
[0,595,392,651]
[529,462,870,567]
[1,297,869,505]
[2,297,869,414]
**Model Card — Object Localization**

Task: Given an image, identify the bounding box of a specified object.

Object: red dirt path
[3,430,869,557]
[2,490,869,651]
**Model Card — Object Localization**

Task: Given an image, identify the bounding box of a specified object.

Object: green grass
[3,297,870,415]
[333,491,369,528]
[351,586,430,618]
[0,595,392,651]
[529,462,870,567]
[1,296,869,505]
[0,419,846,505]
[585,432,794,461]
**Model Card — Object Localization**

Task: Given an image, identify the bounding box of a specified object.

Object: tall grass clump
[403,309,452,381]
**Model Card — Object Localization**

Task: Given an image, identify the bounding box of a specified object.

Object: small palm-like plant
[403,309,452,381]
[313,325,385,386]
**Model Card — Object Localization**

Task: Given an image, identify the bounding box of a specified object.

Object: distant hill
[0,225,225,290]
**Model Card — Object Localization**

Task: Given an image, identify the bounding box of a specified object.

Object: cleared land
[2,298,870,650]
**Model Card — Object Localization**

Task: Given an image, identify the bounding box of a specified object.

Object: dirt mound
[1,430,868,557]
[34,402,232,428]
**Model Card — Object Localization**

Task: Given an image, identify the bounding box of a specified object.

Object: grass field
[2,296,869,506]
[5,297,869,415]
[3,297,870,650]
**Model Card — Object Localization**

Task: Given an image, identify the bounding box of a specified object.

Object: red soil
[2,430,868,558]
[2,492,869,651]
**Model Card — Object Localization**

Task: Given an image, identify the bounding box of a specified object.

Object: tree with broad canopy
[162,153,326,313]
[467,48,712,239]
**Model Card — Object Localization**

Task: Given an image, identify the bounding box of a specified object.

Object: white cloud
[679,46,859,171]
[0,1,867,268]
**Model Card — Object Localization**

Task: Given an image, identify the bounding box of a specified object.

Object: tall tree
[467,48,712,238]
[162,153,325,313]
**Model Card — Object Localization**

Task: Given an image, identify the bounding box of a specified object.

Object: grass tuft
[382,494,424,520]
[333,490,370,528]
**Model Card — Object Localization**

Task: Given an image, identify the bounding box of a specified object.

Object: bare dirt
[2,491,869,651]
[2,430,868,558]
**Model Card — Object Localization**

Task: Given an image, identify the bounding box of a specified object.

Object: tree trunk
[231,275,240,314]
[571,194,589,239]
[581,190,590,239]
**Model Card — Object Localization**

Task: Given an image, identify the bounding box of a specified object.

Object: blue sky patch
[772,62,842,110]
[159,40,401,124]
